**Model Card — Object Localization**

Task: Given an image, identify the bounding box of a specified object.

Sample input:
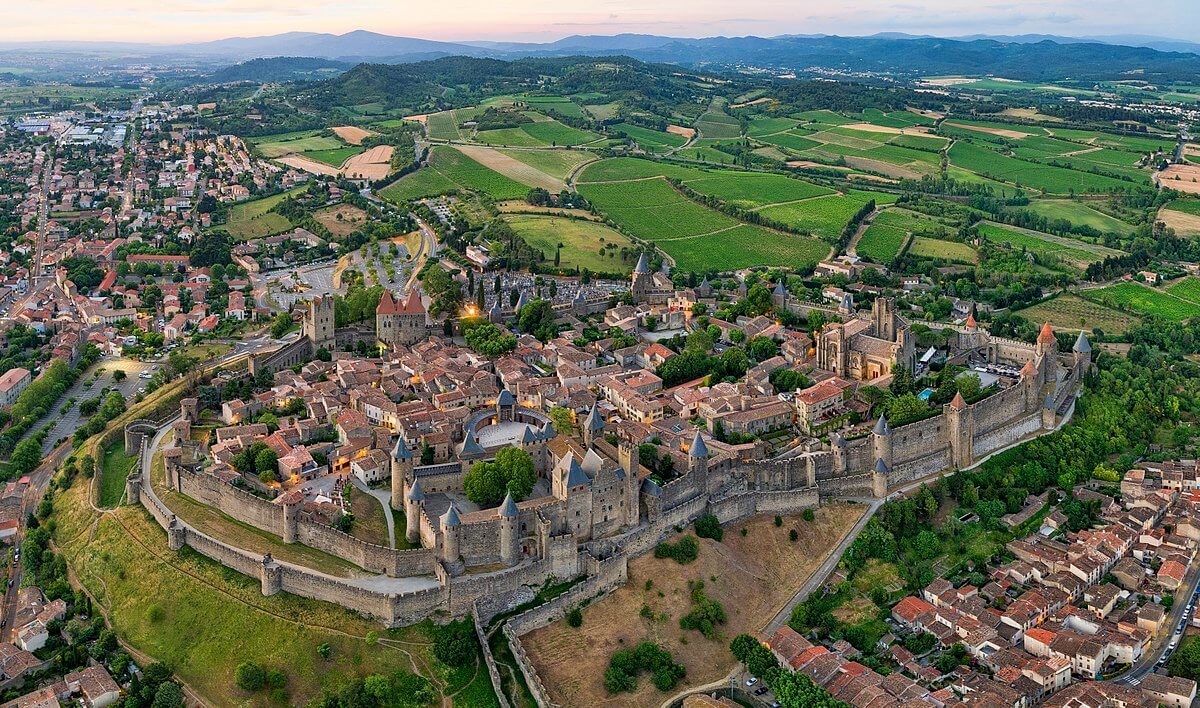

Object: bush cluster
[653,535,699,564]
[604,642,686,694]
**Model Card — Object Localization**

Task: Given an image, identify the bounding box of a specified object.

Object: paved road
[1118,563,1200,685]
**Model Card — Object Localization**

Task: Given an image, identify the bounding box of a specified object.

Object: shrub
[265,670,287,690]
[605,642,686,694]
[803,508,815,522]
[774,515,783,527]
[654,535,699,564]
[566,608,583,628]
[145,604,165,623]
[429,618,477,667]
[679,582,726,639]
[789,529,799,542]
[694,514,723,541]
[316,643,332,660]
[234,662,266,692]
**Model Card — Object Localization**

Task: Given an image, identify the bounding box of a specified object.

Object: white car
[746,677,758,687]
[137,388,145,394]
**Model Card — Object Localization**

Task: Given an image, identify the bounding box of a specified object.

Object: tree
[549,406,575,435]
[151,682,183,708]
[463,447,537,506]
[113,370,127,382]
[747,336,779,361]
[191,231,233,267]
[517,299,557,341]
[234,662,266,691]
[420,442,434,465]
[270,312,293,338]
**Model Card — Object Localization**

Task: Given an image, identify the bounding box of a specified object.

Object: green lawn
[1018,200,1133,234]
[908,237,978,263]
[98,443,138,509]
[221,187,307,241]
[504,215,637,274]
[54,473,467,707]
[251,131,344,158]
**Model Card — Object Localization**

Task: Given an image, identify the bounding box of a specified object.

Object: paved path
[350,476,396,549]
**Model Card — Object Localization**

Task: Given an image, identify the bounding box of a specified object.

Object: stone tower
[946,391,974,469]
[872,414,893,472]
[281,491,302,543]
[1072,330,1091,377]
[404,478,424,545]
[1020,359,1038,412]
[304,295,335,349]
[583,402,606,449]
[872,297,896,342]
[688,429,709,496]
[830,432,847,475]
[499,492,519,566]
[390,435,413,510]
[440,504,463,573]
[618,437,640,527]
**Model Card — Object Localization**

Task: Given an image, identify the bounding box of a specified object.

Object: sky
[1,0,1195,44]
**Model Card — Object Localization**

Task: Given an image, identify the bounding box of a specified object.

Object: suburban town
[3,8,1200,708]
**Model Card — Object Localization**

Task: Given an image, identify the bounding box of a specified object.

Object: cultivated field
[948,142,1140,194]
[857,224,909,263]
[908,237,978,263]
[380,146,529,202]
[304,146,364,168]
[342,145,394,180]
[522,504,865,708]
[609,123,688,152]
[504,215,637,274]
[977,222,1124,270]
[251,130,344,158]
[277,155,342,176]
[1087,282,1200,320]
[331,126,372,145]
[1159,163,1200,194]
[1014,294,1137,334]
[1018,200,1133,234]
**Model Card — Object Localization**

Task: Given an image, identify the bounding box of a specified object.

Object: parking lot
[35,356,154,454]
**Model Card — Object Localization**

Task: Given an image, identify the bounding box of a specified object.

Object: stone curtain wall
[178,471,283,536]
[974,413,1043,459]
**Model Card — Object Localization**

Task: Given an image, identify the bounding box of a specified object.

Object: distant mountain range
[7,30,1200,83]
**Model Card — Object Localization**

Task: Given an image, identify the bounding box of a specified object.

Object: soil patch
[332,126,372,145]
[277,155,341,176]
[843,155,926,179]
[943,121,1033,140]
[1158,164,1200,195]
[1160,207,1200,237]
[666,125,696,139]
[314,204,372,238]
[343,145,394,181]
[787,160,850,171]
[522,503,865,707]
[841,122,904,135]
[729,97,773,109]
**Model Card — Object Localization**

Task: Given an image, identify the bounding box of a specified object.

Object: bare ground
[522,503,865,708]
[1158,165,1200,195]
[277,155,341,176]
[666,125,697,139]
[1159,207,1200,237]
[332,126,372,145]
[943,122,1033,140]
[342,145,394,181]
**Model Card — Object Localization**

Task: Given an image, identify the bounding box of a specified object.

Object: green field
[1165,277,1200,304]
[908,237,978,263]
[694,110,742,139]
[251,131,344,159]
[1088,282,1200,320]
[99,443,138,508]
[578,170,828,271]
[498,149,594,181]
[792,110,854,125]
[756,193,875,240]
[746,117,801,137]
[303,146,364,167]
[948,142,1142,194]
[53,472,488,707]
[677,147,737,164]
[681,171,833,208]
[222,187,306,241]
[1166,199,1200,217]
[1018,200,1133,234]
[1014,295,1137,334]
[505,215,636,274]
[977,223,1121,270]
[576,158,708,183]
[609,123,688,152]
[380,146,528,201]
[523,96,587,119]
[757,132,823,153]
[857,224,909,263]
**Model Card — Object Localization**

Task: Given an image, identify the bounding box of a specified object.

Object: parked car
[755,686,769,696]
[746,677,758,687]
